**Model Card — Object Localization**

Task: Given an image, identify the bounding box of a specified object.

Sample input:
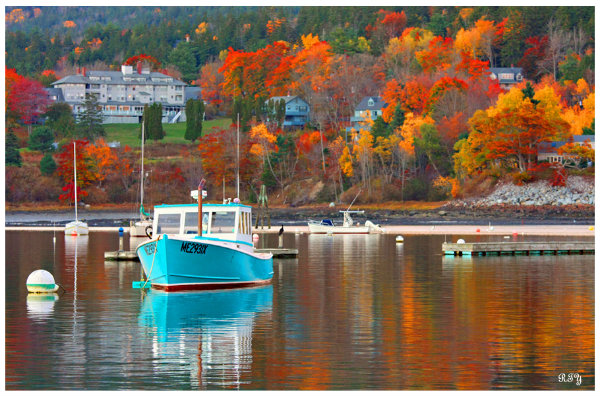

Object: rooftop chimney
[137,61,142,75]
[82,67,86,77]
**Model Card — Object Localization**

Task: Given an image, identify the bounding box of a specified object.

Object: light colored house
[267,96,310,129]
[489,67,524,90]
[49,64,192,124]
[347,96,387,133]
[538,135,595,164]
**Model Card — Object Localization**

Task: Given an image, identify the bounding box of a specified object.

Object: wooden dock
[254,248,298,258]
[443,241,594,256]
[104,250,139,261]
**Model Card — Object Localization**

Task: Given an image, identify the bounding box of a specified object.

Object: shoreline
[5,224,595,236]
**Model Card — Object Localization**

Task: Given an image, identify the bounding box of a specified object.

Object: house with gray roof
[50,64,193,124]
[267,96,310,129]
[538,135,595,165]
[489,67,524,90]
[347,96,387,133]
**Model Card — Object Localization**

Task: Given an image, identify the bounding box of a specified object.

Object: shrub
[403,178,428,201]
[40,153,57,176]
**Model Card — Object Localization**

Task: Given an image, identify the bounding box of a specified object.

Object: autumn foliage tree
[56,139,96,204]
[6,71,49,135]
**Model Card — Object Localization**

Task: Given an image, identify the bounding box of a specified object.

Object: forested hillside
[5,6,595,207]
[6,6,594,81]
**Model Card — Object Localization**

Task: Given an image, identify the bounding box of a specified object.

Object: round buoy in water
[26,270,59,293]
[457,239,465,244]
[396,235,404,243]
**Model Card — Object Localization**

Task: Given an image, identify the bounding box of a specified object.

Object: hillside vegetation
[5,6,595,209]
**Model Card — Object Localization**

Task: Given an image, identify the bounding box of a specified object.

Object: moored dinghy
[135,180,273,291]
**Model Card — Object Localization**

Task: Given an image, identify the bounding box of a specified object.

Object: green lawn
[104,118,232,147]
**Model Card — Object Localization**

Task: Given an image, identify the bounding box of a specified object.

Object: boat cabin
[152,203,253,245]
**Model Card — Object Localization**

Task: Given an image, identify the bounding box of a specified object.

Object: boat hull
[136,235,273,291]
[64,220,89,235]
[308,223,370,234]
[130,220,153,237]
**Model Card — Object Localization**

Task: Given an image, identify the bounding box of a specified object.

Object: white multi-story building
[50,64,199,124]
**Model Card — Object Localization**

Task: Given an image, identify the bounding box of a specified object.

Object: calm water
[5,230,594,390]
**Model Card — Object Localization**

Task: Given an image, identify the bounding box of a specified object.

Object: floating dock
[254,248,298,258]
[104,250,139,261]
[443,241,594,256]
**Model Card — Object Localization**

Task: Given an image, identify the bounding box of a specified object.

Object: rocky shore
[5,177,595,227]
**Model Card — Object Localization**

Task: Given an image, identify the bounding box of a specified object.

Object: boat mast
[236,112,240,199]
[140,122,145,220]
[73,141,78,222]
[346,189,361,212]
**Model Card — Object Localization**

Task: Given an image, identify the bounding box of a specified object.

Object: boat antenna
[197,179,206,236]
[346,189,362,212]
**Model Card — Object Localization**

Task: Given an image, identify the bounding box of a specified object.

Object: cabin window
[246,212,252,234]
[210,212,236,234]
[184,212,207,234]
[156,213,181,234]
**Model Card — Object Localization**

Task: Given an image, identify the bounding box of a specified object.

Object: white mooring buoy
[457,239,466,244]
[396,235,404,243]
[26,270,59,293]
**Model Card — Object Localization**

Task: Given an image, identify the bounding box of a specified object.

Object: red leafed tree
[56,139,96,203]
[455,52,490,81]
[519,35,548,79]
[398,76,433,115]
[416,36,454,74]
[7,75,49,135]
[124,54,161,69]
[379,10,407,39]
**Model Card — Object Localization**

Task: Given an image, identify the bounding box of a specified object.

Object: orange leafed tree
[459,86,570,174]
[198,61,225,106]
[85,139,118,187]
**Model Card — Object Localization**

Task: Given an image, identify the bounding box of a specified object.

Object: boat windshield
[210,211,236,234]
[156,213,181,234]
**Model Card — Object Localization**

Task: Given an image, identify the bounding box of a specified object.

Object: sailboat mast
[140,123,145,220]
[73,141,78,222]
[236,113,240,199]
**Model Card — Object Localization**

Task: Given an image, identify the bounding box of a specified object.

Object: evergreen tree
[28,126,55,152]
[6,132,22,167]
[388,103,406,133]
[77,93,105,140]
[44,102,76,138]
[185,99,204,142]
[144,103,165,141]
[40,153,57,176]
[275,99,286,128]
[371,116,390,140]
[521,82,540,106]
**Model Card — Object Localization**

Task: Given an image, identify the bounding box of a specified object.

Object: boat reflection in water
[138,285,273,389]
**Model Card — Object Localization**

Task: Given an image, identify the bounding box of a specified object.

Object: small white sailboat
[130,123,153,237]
[65,141,89,235]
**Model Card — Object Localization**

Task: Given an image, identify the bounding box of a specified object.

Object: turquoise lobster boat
[136,181,273,291]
